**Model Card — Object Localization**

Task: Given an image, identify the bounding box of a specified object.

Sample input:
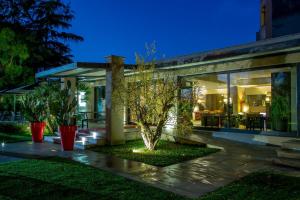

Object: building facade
[36,0,300,144]
[257,0,300,40]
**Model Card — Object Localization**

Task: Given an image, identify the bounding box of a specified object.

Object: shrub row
[0,122,29,134]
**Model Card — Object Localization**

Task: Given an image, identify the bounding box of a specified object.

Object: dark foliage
[0,122,29,134]
[0,0,83,71]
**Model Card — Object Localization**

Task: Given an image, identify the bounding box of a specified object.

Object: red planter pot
[59,125,77,151]
[30,122,46,143]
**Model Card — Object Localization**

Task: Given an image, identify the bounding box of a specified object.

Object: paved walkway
[0,133,299,198]
[0,155,23,163]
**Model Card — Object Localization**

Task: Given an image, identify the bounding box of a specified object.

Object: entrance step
[281,140,300,151]
[44,134,107,150]
[273,158,300,169]
[74,141,96,150]
[276,149,300,160]
[44,136,61,144]
[78,135,106,146]
[74,138,106,150]
[75,132,106,150]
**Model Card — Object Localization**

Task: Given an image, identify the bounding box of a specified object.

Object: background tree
[0,0,83,72]
[0,28,32,89]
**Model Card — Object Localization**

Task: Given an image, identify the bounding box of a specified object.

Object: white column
[105,55,125,145]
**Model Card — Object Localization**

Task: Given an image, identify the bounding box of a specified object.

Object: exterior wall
[272,13,300,38]
[258,0,300,40]
[257,0,273,40]
[272,0,300,38]
[170,50,300,135]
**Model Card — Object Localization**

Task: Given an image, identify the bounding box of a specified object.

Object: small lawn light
[132,148,143,153]
[82,137,86,145]
[92,132,97,139]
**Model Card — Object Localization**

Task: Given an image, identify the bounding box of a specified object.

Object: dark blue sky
[67,0,260,64]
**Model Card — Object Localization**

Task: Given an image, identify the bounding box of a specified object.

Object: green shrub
[0,122,29,135]
[49,81,77,126]
[20,86,49,122]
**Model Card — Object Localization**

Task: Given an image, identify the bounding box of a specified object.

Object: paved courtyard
[0,133,299,198]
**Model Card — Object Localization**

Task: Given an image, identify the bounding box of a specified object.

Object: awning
[0,83,39,95]
[36,62,136,82]
[35,62,108,81]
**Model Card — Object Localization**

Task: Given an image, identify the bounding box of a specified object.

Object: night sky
[66,0,260,64]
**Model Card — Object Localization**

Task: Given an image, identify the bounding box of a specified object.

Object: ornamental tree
[117,48,193,151]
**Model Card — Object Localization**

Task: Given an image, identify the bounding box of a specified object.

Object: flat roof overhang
[159,45,300,72]
[36,62,136,82]
[35,62,109,80]
[157,33,300,70]
[0,83,39,95]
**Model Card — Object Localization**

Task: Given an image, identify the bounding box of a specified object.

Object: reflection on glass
[230,67,293,132]
[183,66,297,135]
[183,74,228,128]
[95,86,106,121]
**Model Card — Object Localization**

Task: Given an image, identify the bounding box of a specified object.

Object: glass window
[183,74,228,128]
[229,67,296,133]
[181,66,297,135]
[94,86,106,121]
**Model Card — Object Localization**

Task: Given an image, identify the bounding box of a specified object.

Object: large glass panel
[94,86,106,121]
[183,74,228,129]
[229,67,296,134]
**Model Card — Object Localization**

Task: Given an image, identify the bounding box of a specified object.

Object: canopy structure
[35,62,108,81]
[36,61,136,82]
[35,56,132,145]
[0,83,40,119]
[0,83,39,95]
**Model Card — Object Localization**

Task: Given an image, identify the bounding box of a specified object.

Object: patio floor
[0,133,299,198]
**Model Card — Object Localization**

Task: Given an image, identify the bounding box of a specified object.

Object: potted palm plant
[49,81,77,151]
[21,87,49,143]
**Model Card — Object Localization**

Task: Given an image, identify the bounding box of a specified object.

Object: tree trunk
[140,125,162,151]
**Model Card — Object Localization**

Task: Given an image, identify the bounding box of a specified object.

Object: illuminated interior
[182,66,296,133]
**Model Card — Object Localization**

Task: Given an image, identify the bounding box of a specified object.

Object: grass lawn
[91,140,219,167]
[0,132,31,143]
[0,158,299,200]
[0,158,187,200]
[201,171,300,200]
